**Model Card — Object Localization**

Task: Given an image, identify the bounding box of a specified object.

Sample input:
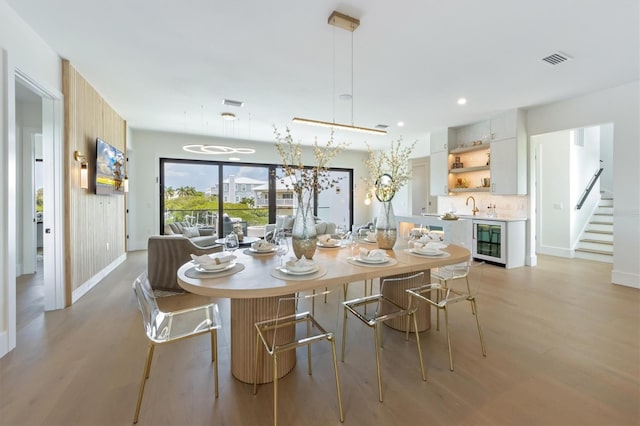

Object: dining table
[177,239,470,384]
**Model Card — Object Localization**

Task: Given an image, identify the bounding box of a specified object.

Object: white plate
[317,242,341,248]
[361,238,378,244]
[410,249,446,257]
[194,262,236,273]
[356,256,389,264]
[278,265,319,275]
[249,247,276,253]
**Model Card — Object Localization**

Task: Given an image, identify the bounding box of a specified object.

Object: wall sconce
[74,150,88,189]
[364,192,372,206]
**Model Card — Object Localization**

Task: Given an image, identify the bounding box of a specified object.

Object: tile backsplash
[436,194,529,218]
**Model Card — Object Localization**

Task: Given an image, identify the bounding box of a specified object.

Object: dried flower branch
[362,138,417,201]
[274,127,348,207]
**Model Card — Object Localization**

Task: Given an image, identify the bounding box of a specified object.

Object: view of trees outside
[161,160,352,234]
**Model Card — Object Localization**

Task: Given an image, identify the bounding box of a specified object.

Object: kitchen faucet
[466,196,479,215]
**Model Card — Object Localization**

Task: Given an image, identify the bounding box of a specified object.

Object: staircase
[575,195,613,263]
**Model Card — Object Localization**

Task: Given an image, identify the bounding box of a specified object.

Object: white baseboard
[612,269,640,289]
[0,330,10,359]
[526,254,538,266]
[72,253,127,304]
[537,245,573,258]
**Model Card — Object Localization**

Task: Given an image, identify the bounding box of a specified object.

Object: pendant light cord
[333,25,336,124]
[351,30,354,126]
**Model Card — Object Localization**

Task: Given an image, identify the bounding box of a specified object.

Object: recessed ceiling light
[222,99,244,107]
[457,98,467,105]
[397,121,404,127]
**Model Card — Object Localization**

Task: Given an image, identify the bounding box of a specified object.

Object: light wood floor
[1,251,638,426]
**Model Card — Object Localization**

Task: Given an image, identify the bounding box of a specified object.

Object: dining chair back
[341,272,426,402]
[132,272,222,423]
[407,260,487,371]
[253,291,344,426]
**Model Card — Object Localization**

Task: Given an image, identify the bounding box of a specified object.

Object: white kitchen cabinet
[490,109,518,141]
[430,150,449,196]
[430,128,451,153]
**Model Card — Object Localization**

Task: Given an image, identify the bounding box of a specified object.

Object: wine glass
[336,224,347,246]
[274,231,289,267]
[224,233,239,255]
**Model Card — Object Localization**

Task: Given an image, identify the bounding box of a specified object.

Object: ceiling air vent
[541,51,572,65]
[375,124,389,130]
[222,99,244,107]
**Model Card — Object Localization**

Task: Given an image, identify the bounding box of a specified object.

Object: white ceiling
[6,0,639,150]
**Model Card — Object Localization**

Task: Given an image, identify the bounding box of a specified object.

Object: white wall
[527,81,640,288]
[570,126,600,246]
[534,130,571,256]
[0,0,63,357]
[127,129,371,250]
[599,123,614,193]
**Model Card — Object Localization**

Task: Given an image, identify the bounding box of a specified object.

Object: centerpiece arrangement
[275,127,347,259]
[363,138,416,249]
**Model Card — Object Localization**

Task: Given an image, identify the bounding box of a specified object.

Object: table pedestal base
[231,296,296,384]
[381,270,431,332]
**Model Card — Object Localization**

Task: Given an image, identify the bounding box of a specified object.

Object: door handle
[45,228,51,234]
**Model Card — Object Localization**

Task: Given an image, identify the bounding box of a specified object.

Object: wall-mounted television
[95,137,125,195]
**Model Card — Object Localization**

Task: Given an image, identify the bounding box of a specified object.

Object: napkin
[366,231,377,241]
[191,253,236,269]
[251,240,274,251]
[359,248,387,260]
[318,234,340,245]
[284,257,316,272]
[411,242,443,254]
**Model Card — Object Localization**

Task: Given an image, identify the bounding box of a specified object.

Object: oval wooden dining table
[177,241,470,384]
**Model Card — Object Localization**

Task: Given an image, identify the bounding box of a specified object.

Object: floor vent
[542,52,572,65]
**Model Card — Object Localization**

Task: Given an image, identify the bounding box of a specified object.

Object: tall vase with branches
[363,138,416,249]
[275,128,347,259]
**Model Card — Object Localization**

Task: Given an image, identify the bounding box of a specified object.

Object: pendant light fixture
[292,11,386,136]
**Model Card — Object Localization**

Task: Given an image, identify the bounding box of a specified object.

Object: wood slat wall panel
[62,60,126,304]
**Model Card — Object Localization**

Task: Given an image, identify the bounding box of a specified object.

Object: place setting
[243,239,276,256]
[347,247,398,267]
[185,252,245,278]
[270,256,327,280]
[357,228,378,245]
[316,234,342,248]
[404,240,450,258]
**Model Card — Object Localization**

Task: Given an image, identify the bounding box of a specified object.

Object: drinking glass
[336,224,347,246]
[347,233,358,257]
[275,231,289,267]
[224,233,239,254]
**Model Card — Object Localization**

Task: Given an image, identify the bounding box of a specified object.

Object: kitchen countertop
[418,213,526,222]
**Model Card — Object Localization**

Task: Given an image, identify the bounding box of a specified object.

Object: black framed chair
[341,272,426,402]
[253,292,344,426]
[131,272,222,424]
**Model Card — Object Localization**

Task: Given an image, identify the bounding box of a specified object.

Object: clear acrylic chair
[253,291,344,426]
[406,260,487,371]
[341,272,426,402]
[132,272,222,424]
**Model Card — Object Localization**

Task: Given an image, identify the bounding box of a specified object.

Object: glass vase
[291,201,318,259]
[375,200,397,249]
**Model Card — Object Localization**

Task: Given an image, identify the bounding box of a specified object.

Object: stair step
[596,207,614,214]
[585,229,613,235]
[580,239,613,245]
[590,220,613,225]
[577,241,614,252]
[582,232,613,242]
[599,199,613,207]
[575,249,613,263]
[594,212,613,216]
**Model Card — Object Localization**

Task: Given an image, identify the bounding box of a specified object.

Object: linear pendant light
[293,11,386,136]
[292,117,386,135]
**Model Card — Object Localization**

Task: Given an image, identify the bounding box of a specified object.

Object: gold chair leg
[329,337,345,422]
[466,276,476,315]
[324,287,328,304]
[312,289,316,316]
[444,307,454,371]
[342,283,348,300]
[133,343,155,424]
[373,323,383,402]
[307,320,313,375]
[471,297,487,356]
[341,306,348,362]
[412,313,426,381]
[273,354,278,426]
[253,332,260,395]
[212,330,219,398]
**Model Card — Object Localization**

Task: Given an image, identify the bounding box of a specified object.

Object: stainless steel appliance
[472,220,506,265]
